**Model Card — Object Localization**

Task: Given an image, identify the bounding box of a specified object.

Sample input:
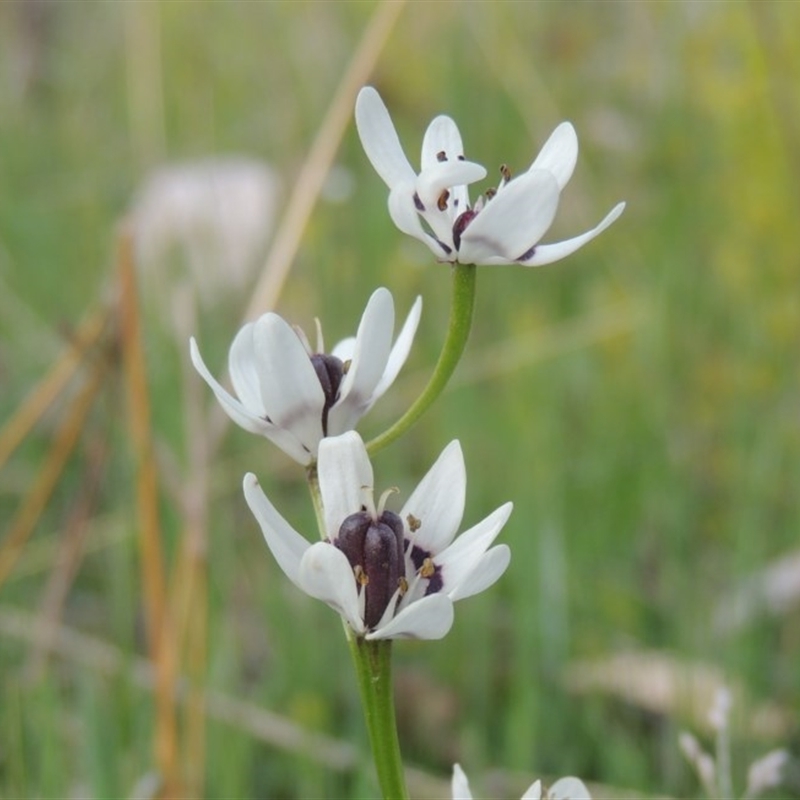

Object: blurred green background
[1,2,799,798]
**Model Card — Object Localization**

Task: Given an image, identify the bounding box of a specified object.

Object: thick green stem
[347,636,408,800]
[367,263,477,456]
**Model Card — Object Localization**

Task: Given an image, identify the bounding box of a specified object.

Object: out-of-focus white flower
[745,749,789,799]
[132,158,280,308]
[244,431,512,639]
[452,764,591,800]
[355,86,624,268]
[190,287,421,465]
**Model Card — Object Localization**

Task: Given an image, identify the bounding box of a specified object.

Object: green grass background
[1,2,799,798]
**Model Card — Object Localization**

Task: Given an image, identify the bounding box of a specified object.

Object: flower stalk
[367,262,476,455]
[348,635,408,800]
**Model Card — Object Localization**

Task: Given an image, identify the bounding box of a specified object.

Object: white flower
[452,764,592,800]
[355,86,625,267]
[243,431,512,640]
[190,287,421,465]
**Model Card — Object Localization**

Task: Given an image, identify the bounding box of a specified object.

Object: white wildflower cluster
[191,85,618,793]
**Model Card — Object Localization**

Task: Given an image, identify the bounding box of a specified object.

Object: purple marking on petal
[409,542,427,571]
[424,568,444,596]
[517,245,537,261]
[413,192,425,211]
[452,209,477,250]
[436,238,453,256]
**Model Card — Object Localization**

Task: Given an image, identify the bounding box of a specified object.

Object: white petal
[451,764,473,800]
[416,205,460,256]
[401,440,466,554]
[436,502,513,597]
[252,314,325,452]
[529,122,578,191]
[191,338,313,463]
[297,542,365,634]
[521,779,543,800]
[227,322,266,414]
[415,161,486,211]
[369,294,422,405]
[519,202,626,267]
[420,116,474,219]
[366,593,454,640]
[355,87,416,189]
[318,431,373,538]
[328,288,394,435]
[448,544,510,602]
[548,777,592,800]
[459,169,560,265]
[190,337,267,434]
[243,473,309,588]
[331,335,355,362]
[387,184,450,258]
[421,115,465,170]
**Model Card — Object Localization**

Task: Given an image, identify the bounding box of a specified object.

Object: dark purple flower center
[310,353,345,435]
[336,509,406,630]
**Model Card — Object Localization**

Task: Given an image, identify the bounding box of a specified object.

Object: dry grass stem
[0,359,107,591]
[117,225,181,796]
[0,305,110,472]
[26,431,109,681]
[241,0,406,325]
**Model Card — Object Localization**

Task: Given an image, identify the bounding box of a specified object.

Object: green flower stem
[306,464,325,539]
[347,635,408,800]
[367,262,477,456]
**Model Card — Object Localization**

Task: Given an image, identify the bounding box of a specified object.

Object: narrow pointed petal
[519,202,626,267]
[387,184,450,258]
[190,338,268,436]
[331,335,356,363]
[451,764,474,800]
[459,169,560,264]
[297,542,365,634]
[436,502,513,597]
[548,777,592,800]
[252,314,325,452]
[415,161,487,211]
[328,288,394,435]
[421,115,465,169]
[521,780,543,800]
[369,295,422,405]
[243,473,309,588]
[448,544,510,602]
[401,440,466,554]
[192,338,312,462]
[355,87,416,189]
[318,431,373,537]
[529,122,578,190]
[366,593,454,640]
[227,322,265,414]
